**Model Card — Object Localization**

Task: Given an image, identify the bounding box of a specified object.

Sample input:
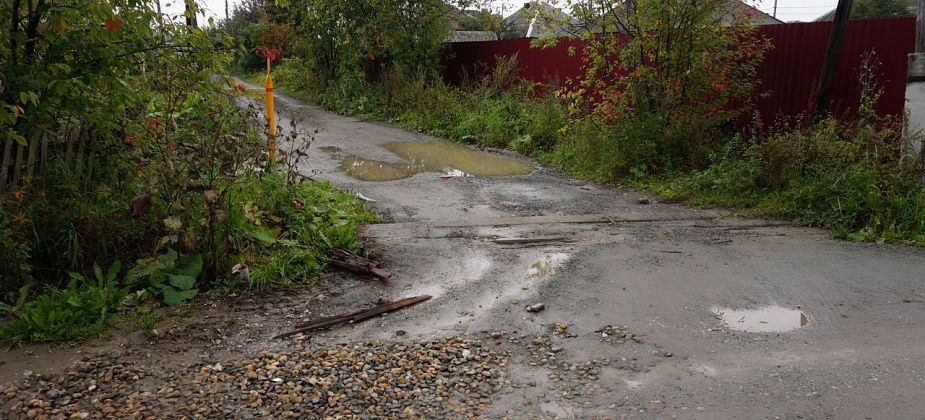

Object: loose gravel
[2,337,509,419]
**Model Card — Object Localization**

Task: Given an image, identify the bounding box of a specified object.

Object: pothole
[385,141,532,177]
[331,141,533,181]
[338,156,418,182]
[528,253,570,279]
[713,305,809,333]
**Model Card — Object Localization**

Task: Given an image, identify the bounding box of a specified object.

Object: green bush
[1,262,127,343]
[229,172,376,289]
[638,118,925,245]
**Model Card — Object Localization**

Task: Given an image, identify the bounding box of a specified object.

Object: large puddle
[325,141,533,181]
[714,305,809,333]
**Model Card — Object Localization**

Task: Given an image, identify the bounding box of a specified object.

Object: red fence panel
[441,18,916,124]
[754,18,915,122]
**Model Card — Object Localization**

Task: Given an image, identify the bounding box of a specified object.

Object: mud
[329,141,532,182]
[3,81,925,419]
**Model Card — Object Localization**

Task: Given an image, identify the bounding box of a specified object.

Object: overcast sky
[173,0,840,25]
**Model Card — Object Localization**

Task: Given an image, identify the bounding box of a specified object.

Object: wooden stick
[273,295,432,340]
[329,248,392,279]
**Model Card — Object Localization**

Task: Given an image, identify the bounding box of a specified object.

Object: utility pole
[813,0,853,120]
[773,0,778,19]
[225,0,229,21]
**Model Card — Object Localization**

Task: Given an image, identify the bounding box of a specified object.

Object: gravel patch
[2,337,508,419]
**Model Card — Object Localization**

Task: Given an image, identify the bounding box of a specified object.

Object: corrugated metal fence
[442,18,916,124]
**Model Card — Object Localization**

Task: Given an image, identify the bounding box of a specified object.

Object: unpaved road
[261,87,925,418]
[3,85,925,419]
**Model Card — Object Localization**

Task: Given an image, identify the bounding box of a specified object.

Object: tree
[558,0,769,125]
[851,0,914,19]
[288,0,451,85]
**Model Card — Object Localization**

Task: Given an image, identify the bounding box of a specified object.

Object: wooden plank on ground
[273,295,432,340]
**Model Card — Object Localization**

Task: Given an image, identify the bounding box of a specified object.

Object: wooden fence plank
[11,141,25,186]
[0,139,12,188]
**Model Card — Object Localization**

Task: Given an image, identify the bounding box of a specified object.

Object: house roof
[722,0,784,25]
[500,0,781,40]
[447,31,499,43]
[500,2,574,39]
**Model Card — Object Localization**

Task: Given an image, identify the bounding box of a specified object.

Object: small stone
[637,198,651,205]
[526,303,545,313]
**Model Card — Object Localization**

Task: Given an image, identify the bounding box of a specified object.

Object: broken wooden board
[330,248,391,279]
[272,295,432,340]
[493,236,578,247]
[433,212,717,228]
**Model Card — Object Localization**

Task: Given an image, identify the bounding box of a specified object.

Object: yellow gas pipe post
[265,56,276,165]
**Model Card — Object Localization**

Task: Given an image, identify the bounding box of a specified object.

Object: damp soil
[329,141,533,182]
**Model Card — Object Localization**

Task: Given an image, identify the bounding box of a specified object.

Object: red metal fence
[442,18,916,124]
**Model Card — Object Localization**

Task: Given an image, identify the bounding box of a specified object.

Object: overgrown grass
[634,121,925,245]
[247,56,566,156]
[0,170,375,344]
[228,172,377,290]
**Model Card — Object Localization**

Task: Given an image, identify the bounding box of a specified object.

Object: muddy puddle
[529,253,570,279]
[323,141,532,181]
[714,305,809,333]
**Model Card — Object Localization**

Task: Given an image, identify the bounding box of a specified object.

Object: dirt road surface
[2,85,924,419]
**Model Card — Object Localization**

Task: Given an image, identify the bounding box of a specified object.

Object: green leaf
[170,253,203,278]
[156,248,179,267]
[166,273,196,291]
[67,271,85,283]
[106,261,121,283]
[244,224,277,244]
[161,288,198,305]
[93,264,104,284]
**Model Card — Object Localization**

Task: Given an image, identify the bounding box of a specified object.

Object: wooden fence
[442,18,917,125]
[1,122,97,190]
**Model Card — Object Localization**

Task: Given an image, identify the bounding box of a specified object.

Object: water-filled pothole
[332,141,533,181]
[713,305,809,333]
[529,253,570,279]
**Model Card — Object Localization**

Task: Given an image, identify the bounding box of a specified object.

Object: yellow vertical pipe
[265,57,276,164]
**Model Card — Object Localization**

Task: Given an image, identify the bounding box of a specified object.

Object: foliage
[639,116,925,245]
[126,248,203,305]
[259,22,925,246]
[851,0,915,20]
[550,0,770,173]
[0,262,127,343]
[229,172,376,289]
[0,1,378,344]
[259,54,567,155]
[284,0,451,85]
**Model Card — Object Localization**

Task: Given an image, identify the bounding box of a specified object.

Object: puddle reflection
[331,141,533,182]
[714,305,809,333]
